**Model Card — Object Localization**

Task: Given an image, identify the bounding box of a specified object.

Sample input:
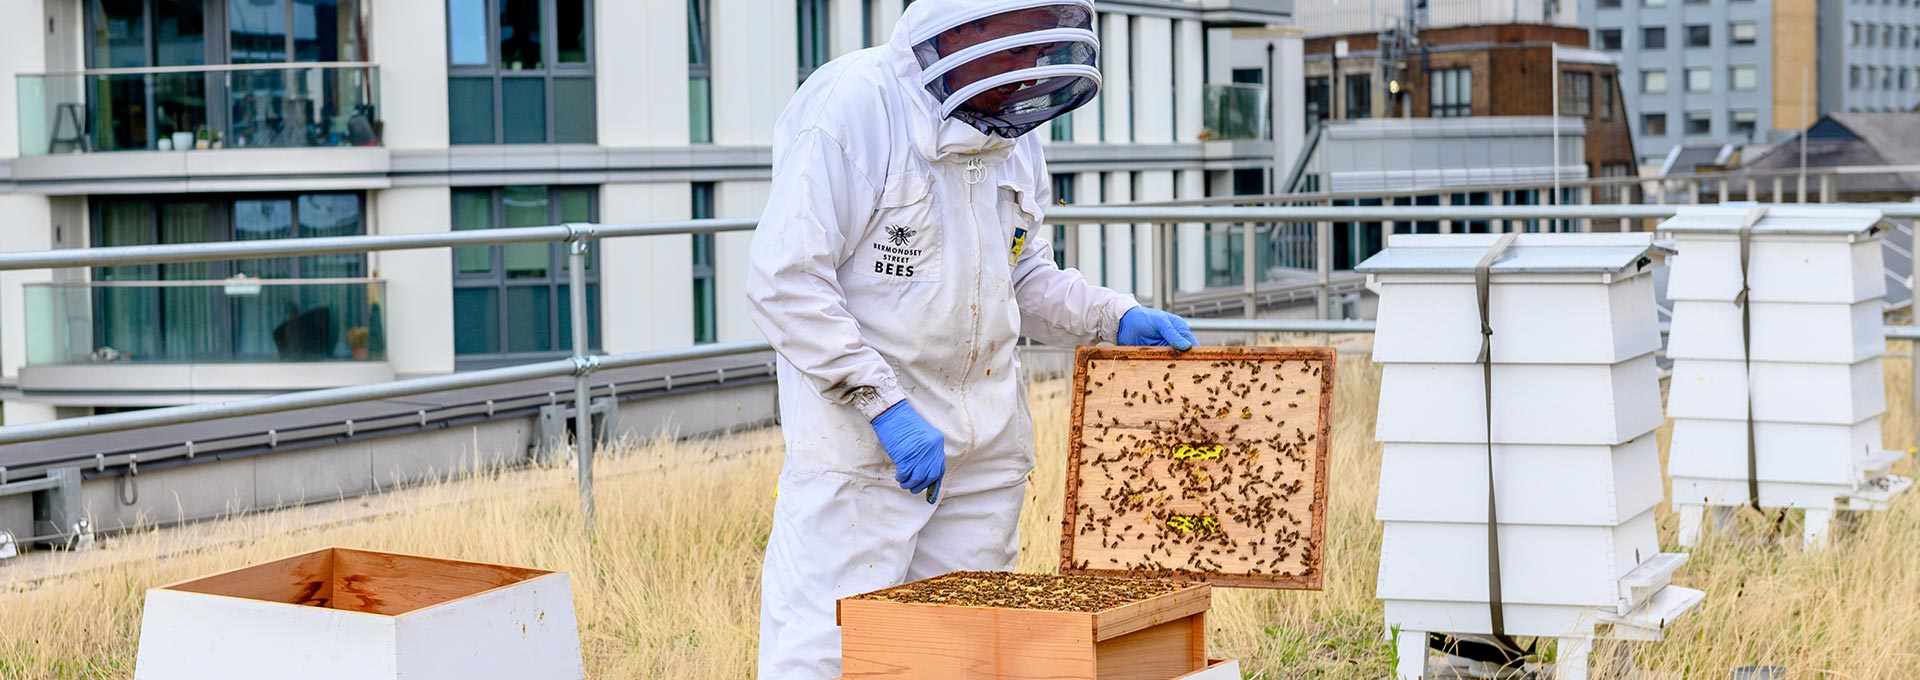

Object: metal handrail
[22,61,378,78]
[23,277,383,289]
[2,204,1915,534]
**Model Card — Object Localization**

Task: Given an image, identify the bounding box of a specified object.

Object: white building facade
[0,0,1299,424]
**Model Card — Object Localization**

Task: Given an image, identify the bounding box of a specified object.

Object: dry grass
[0,350,1916,679]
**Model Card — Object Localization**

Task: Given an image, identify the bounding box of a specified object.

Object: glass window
[1686,24,1711,48]
[155,0,207,66]
[1643,69,1668,94]
[1731,65,1758,91]
[448,0,595,145]
[1685,111,1711,135]
[1643,112,1667,136]
[1305,76,1331,129]
[1560,72,1592,117]
[229,0,289,63]
[1598,0,1621,7]
[1643,27,1666,50]
[557,0,587,63]
[293,0,343,61]
[692,182,717,344]
[1430,68,1472,117]
[499,0,543,70]
[1852,65,1863,89]
[450,0,490,65]
[689,0,713,144]
[1598,29,1622,50]
[1686,67,1711,92]
[797,0,831,84]
[1599,74,1616,120]
[1050,112,1074,141]
[1731,21,1758,46]
[1644,0,1666,6]
[1345,74,1372,119]
[1050,174,1073,268]
[1731,110,1758,140]
[451,186,601,360]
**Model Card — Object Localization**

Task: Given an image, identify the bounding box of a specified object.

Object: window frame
[1685,24,1711,48]
[450,185,603,366]
[1642,68,1669,94]
[446,0,597,145]
[1684,111,1712,136]
[1429,68,1472,118]
[1643,26,1667,50]
[1560,71,1593,117]
[1685,66,1712,93]
[1642,112,1668,137]
[691,182,718,344]
[1730,110,1758,140]
[688,0,713,144]
[796,0,831,85]
[1730,65,1758,91]
[1730,21,1758,46]
[1597,28,1623,50]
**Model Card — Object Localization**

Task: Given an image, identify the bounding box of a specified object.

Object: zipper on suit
[954,156,989,455]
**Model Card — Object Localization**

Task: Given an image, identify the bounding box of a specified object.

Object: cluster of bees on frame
[1070,357,1322,581]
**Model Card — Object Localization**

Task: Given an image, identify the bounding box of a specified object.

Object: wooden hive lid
[1355,233,1663,277]
[1060,346,1335,590]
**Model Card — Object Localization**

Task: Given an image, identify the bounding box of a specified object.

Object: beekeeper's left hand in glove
[1116,307,1197,350]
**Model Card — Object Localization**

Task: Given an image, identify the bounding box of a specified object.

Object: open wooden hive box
[133,547,583,680]
[839,346,1335,679]
[838,571,1232,680]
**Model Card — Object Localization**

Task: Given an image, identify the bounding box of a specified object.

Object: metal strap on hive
[1473,233,1520,647]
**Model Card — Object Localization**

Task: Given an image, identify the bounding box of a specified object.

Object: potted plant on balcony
[195,127,211,150]
[346,327,371,361]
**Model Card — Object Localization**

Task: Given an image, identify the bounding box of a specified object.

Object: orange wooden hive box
[837,571,1212,680]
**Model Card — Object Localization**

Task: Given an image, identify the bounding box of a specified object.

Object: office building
[1820,0,1920,114]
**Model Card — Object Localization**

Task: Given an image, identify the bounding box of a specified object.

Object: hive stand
[1358,234,1705,680]
[1660,206,1915,550]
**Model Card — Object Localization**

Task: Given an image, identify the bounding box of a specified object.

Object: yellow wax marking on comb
[1171,444,1224,461]
[1166,514,1222,536]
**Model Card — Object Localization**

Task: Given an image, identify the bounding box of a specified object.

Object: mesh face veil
[910,1,1101,139]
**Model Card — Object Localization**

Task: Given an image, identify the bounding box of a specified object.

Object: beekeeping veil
[904,0,1101,139]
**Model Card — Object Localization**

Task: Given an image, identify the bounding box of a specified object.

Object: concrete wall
[712,0,797,146]
[371,187,455,376]
[601,183,694,352]
[598,0,689,147]
[714,181,769,342]
[370,0,449,150]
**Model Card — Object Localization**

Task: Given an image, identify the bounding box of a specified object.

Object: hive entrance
[163,547,550,616]
[1062,346,1335,589]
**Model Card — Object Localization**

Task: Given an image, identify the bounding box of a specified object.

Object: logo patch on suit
[872,223,923,278]
[1008,226,1028,267]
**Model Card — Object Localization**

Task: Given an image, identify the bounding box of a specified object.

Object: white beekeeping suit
[749,1,1192,677]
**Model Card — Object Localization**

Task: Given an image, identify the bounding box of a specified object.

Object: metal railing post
[1746,178,1758,202]
[1820,174,1834,203]
[1315,220,1333,320]
[1439,193,1455,234]
[1798,173,1809,204]
[565,229,597,532]
[1241,222,1257,318]
[1912,340,1918,459]
[1717,179,1729,204]
[1687,180,1700,205]
[1772,177,1784,203]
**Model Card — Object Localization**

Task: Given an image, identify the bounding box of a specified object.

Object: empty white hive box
[1660,206,1913,518]
[133,547,584,680]
[1358,233,1703,645]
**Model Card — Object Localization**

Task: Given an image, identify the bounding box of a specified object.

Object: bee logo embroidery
[1008,226,1028,266]
[885,224,916,247]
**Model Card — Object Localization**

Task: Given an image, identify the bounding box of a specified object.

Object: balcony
[20,278,392,399]
[1199,0,1293,26]
[11,63,385,193]
[1202,83,1270,141]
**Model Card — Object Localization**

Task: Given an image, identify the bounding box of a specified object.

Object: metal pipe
[1242,222,1257,318]
[0,341,769,448]
[1315,221,1334,319]
[1188,318,1377,333]
[567,237,596,532]
[30,61,378,77]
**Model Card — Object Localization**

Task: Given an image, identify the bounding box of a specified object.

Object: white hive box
[1659,206,1912,547]
[133,547,584,680]
[1359,234,1701,680]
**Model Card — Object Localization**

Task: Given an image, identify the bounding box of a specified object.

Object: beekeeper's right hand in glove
[870,400,945,497]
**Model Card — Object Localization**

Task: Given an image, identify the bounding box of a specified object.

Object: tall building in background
[1818,0,1920,115]
[0,0,1297,425]
[1579,0,1789,166]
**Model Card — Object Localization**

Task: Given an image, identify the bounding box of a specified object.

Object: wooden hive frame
[837,574,1212,680]
[1060,346,1336,589]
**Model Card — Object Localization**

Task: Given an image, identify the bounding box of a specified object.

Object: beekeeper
[747,0,1197,676]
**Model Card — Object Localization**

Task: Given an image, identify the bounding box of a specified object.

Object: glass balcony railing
[24,279,386,366]
[1201,83,1269,141]
[15,63,380,156]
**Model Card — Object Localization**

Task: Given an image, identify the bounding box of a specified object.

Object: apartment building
[0,0,1298,424]
[1579,0,1826,165]
[1820,0,1920,114]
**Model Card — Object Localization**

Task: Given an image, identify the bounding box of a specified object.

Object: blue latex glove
[871,400,946,502]
[1116,307,1197,351]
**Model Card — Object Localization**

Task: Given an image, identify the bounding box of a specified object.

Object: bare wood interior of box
[163,547,550,616]
[839,572,1211,680]
[1062,346,1335,589]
